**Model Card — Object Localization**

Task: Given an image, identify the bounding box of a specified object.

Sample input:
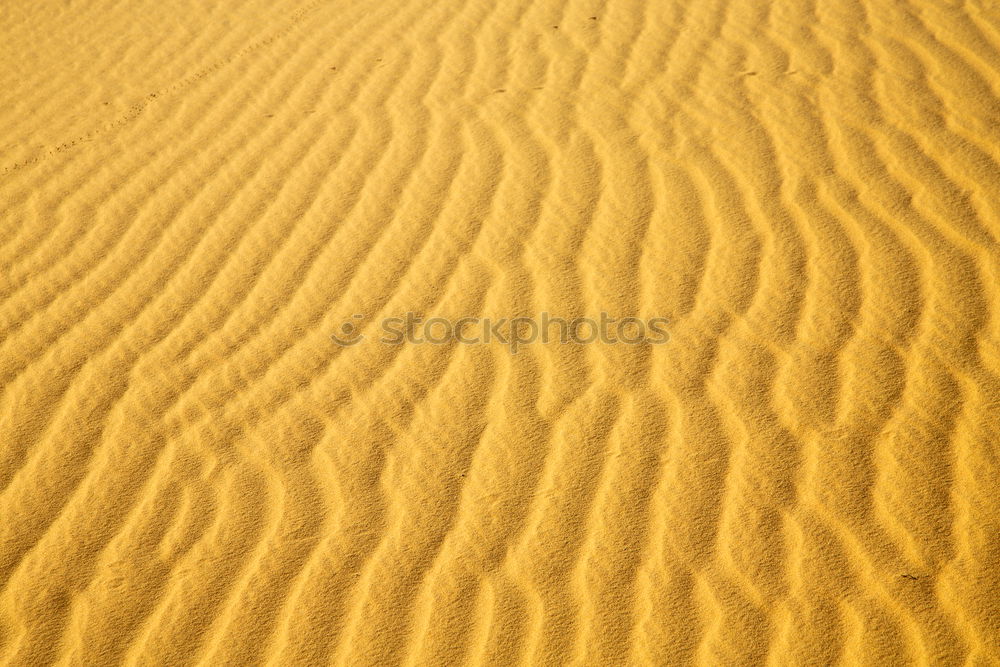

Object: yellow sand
[2,0,999,664]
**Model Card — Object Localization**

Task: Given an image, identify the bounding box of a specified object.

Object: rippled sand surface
[2,0,999,664]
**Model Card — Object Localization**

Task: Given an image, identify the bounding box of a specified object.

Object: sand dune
[2,0,999,664]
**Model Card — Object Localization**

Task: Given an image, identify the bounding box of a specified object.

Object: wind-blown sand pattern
[2,0,999,664]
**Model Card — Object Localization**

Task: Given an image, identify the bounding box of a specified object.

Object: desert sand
[2,0,999,664]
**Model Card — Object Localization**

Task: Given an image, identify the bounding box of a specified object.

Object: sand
[2,0,999,664]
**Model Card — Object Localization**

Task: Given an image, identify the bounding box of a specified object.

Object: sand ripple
[1,0,999,663]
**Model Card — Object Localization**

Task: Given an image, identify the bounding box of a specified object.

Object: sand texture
[2,0,1000,664]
